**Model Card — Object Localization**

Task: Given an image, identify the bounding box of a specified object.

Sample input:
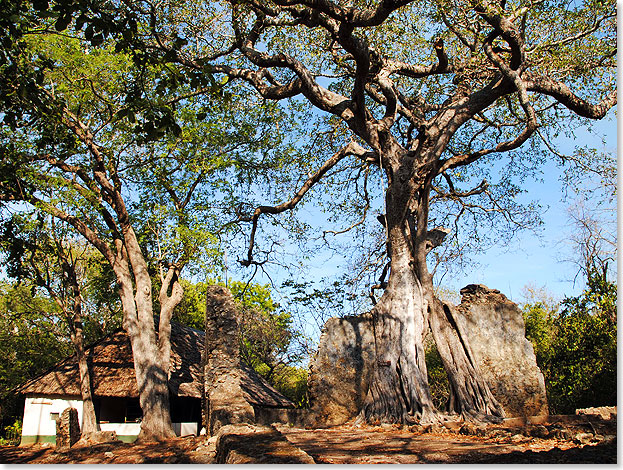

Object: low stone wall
[575,406,617,420]
[214,424,315,464]
[253,407,307,428]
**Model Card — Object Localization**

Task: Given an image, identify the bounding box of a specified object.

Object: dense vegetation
[523,269,617,415]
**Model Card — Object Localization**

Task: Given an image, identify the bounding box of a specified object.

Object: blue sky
[455,110,617,302]
[449,110,618,302]
[242,107,617,315]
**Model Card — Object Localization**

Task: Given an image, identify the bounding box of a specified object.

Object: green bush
[523,270,617,414]
[0,419,22,446]
[425,340,450,411]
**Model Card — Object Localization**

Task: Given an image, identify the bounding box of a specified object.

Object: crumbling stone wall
[55,407,80,450]
[307,284,548,426]
[455,284,548,418]
[307,313,375,427]
[204,285,255,435]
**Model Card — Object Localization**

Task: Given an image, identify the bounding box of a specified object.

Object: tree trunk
[71,325,100,435]
[115,256,175,442]
[428,299,505,421]
[358,170,437,424]
[158,266,185,382]
[358,143,505,425]
[63,259,100,435]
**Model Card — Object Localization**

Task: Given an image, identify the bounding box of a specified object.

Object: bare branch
[240,141,373,266]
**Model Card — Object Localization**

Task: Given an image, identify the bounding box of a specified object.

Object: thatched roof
[17,321,294,409]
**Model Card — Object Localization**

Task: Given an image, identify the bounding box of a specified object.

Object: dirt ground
[0,416,617,465]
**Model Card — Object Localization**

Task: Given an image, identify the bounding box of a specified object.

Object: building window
[50,412,59,421]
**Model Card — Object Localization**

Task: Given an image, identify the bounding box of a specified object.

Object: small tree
[522,272,616,414]
[0,282,70,431]
[0,213,101,435]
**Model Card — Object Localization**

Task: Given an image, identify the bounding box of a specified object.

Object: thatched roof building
[18,320,294,409]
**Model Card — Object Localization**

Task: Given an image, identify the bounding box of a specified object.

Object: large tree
[0,18,292,439]
[124,0,614,424]
[5,0,616,426]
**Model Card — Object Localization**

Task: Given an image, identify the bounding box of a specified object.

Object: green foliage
[0,419,22,445]
[269,366,309,408]
[172,279,309,406]
[0,282,71,423]
[522,270,616,414]
[424,339,450,411]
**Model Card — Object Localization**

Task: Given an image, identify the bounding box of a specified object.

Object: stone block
[204,286,255,435]
[307,313,375,427]
[455,284,549,417]
[55,407,80,451]
[307,284,548,426]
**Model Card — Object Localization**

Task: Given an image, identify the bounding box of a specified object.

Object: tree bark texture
[428,299,505,421]
[62,258,100,435]
[115,241,176,442]
[71,328,100,434]
[359,168,437,424]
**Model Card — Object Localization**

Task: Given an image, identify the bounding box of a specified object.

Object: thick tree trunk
[358,169,437,424]
[358,142,505,425]
[359,270,437,424]
[116,257,175,442]
[428,299,505,421]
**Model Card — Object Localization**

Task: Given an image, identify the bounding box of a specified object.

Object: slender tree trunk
[62,259,100,435]
[71,325,100,434]
[158,266,185,381]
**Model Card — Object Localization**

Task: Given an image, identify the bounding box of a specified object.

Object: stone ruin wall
[306,313,376,427]
[455,284,548,419]
[307,284,548,426]
[204,285,255,435]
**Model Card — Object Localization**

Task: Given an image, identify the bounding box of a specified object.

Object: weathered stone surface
[307,313,375,427]
[455,284,548,418]
[204,286,255,435]
[73,431,118,448]
[575,406,617,420]
[55,407,80,451]
[307,284,548,425]
[214,424,315,464]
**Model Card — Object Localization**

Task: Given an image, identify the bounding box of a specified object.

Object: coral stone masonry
[455,284,548,418]
[308,284,548,425]
[203,285,255,435]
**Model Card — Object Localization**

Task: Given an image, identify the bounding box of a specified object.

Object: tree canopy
[0,0,616,429]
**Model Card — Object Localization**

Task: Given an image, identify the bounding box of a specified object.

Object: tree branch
[524,76,616,119]
[240,141,372,266]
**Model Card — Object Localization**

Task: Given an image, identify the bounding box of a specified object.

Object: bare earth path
[274,424,617,464]
[0,420,616,464]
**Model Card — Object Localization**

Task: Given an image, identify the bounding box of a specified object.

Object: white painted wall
[22,396,84,437]
[99,422,141,436]
[22,396,198,439]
